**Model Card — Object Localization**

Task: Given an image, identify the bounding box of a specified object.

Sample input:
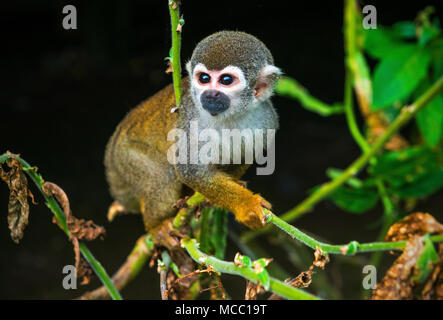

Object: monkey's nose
[200,90,230,116]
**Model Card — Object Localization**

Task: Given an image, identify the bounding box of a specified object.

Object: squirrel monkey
[104,31,281,231]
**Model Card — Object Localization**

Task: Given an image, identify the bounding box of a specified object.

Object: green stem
[344,70,369,152]
[275,77,344,116]
[343,0,396,265]
[268,212,443,255]
[168,0,182,106]
[182,238,320,300]
[0,153,122,300]
[242,74,443,242]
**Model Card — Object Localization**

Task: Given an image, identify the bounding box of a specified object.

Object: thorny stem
[242,74,443,242]
[267,211,443,255]
[168,0,182,106]
[0,153,123,300]
[182,238,320,300]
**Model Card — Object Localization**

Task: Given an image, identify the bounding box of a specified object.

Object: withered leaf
[77,255,94,286]
[245,280,264,300]
[313,246,329,269]
[165,61,173,74]
[385,212,443,242]
[372,235,424,300]
[422,243,443,300]
[42,182,106,241]
[165,250,200,300]
[372,212,443,300]
[42,182,106,285]
[269,246,329,300]
[0,153,35,243]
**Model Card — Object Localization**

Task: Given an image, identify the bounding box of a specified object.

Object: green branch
[344,1,396,278]
[182,238,320,300]
[0,153,122,300]
[275,77,344,116]
[267,211,443,255]
[242,74,443,242]
[168,0,182,106]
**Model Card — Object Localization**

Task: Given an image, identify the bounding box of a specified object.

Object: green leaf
[210,207,228,259]
[392,21,417,39]
[393,168,443,198]
[416,91,443,147]
[234,253,252,268]
[430,39,443,77]
[326,167,363,188]
[256,269,270,291]
[328,185,379,214]
[363,27,406,59]
[344,241,360,255]
[199,208,213,254]
[372,45,432,109]
[419,24,440,46]
[353,51,373,105]
[145,235,154,250]
[413,234,439,283]
[370,146,440,188]
[369,146,443,198]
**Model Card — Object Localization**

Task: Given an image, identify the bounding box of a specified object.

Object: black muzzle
[200,90,230,116]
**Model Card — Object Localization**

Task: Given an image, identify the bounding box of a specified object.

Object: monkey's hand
[234,193,271,229]
[175,165,271,230]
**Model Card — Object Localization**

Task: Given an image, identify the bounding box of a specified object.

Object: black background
[1,0,442,299]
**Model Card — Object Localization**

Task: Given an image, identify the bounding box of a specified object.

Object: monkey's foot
[107,200,128,222]
[149,218,181,250]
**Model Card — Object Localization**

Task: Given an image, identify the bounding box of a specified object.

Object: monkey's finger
[260,198,271,210]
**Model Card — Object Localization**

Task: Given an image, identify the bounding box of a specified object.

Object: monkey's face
[188,63,248,119]
[188,62,280,121]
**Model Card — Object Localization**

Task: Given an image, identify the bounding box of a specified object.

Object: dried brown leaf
[268,246,329,300]
[165,61,173,74]
[245,280,264,300]
[173,197,189,209]
[42,182,106,241]
[422,243,443,300]
[77,255,94,285]
[165,251,204,300]
[313,246,329,269]
[372,212,443,300]
[385,212,443,242]
[42,182,106,285]
[372,235,424,300]
[0,153,35,243]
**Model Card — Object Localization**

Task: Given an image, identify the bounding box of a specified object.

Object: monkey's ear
[254,65,282,100]
[186,61,193,76]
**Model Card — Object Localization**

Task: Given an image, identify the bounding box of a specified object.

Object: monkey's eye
[219,74,234,86]
[198,73,211,84]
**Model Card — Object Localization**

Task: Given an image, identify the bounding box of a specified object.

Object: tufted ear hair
[186,61,193,76]
[253,65,282,101]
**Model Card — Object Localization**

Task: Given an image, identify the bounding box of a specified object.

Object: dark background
[1,0,442,299]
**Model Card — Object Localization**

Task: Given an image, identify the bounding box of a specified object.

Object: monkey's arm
[175,164,270,229]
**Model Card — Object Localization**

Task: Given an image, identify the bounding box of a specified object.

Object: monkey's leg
[175,165,269,229]
[138,179,183,230]
[107,140,183,230]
